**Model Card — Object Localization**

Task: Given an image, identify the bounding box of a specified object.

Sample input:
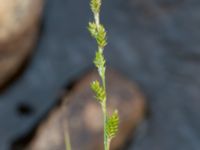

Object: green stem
[95,13,100,27]
[102,68,108,150]
[103,103,108,150]
[64,129,72,150]
[92,2,109,150]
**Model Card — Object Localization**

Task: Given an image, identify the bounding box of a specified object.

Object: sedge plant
[65,0,119,149]
[88,0,119,150]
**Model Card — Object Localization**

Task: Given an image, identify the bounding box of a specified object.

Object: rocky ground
[0,0,200,150]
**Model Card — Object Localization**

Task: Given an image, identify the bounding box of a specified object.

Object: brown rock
[27,70,146,150]
[0,0,44,87]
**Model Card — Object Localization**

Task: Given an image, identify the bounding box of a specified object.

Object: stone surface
[0,0,43,88]
[27,70,146,150]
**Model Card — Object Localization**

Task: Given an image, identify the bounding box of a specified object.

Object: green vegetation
[65,1,119,149]
[89,0,119,150]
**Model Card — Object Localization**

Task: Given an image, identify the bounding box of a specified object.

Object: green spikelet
[90,0,101,14]
[91,80,106,103]
[88,22,97,38]
[94,50,105,68]
[94,50,106,79]
[106,110,119,140]
[96,24,107,48]
[88,23,107,48]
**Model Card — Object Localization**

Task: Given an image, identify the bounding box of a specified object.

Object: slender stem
[64,124,72,150]
[101,64,107,150]
[102,72,106,90]
[102,102,108,150]
[95,13,100,28]
[100,67,107,150]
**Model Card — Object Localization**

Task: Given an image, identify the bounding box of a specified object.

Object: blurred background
[0,0,200,150]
